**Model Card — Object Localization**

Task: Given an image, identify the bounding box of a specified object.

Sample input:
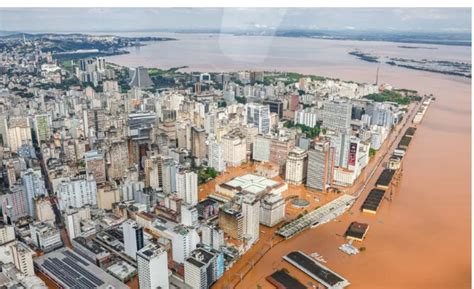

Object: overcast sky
[0,8,471,33]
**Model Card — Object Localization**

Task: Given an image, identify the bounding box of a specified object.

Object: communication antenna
[375,66,380,86]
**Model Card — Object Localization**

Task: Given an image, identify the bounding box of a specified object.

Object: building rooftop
[34,248,128,289]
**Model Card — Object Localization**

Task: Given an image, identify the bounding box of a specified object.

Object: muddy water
[107,33,471,288]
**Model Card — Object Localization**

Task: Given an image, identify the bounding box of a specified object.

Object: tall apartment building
[106,140,129,180]
[176,170,198,206]
[85,150,106,184]
[1,184,28,223]
[122,220,144,260]
[185,248,221,289]
[56,173,97,211]
[5,117,32,152]
[191,126,207,165]
[252,135,271,162]
[0,222,15,245]
[285,147,308,185]
[208,138,226,172]
[22,169,47,218]
[306,140,333,191]
[260,194,286,227]
[242,195,260,245]
[10,241,35,277]
[218,208,243,240]
[137,244,169,289]
[222,130,247,167]
[161,157,178,194]
[34,114,52,143]
[201,224,224,251]
[294,109,319,127]
[322,101,352,132]
[245,103,271,134]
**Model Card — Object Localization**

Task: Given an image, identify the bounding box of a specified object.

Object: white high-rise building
[260,194,286,227]
[122,220,144,260]
[5,117,32,152]
[285,147,308,185]
[245,103,271,134]
[201,224,224,251]
[22,169,47,218]
[170,225,200,264]
[222,131,247,167]
[208,138,226,172]
[137,244,169,289]
[184,248,218,289]
[294,109,319,127]
[322,101,352,132]
[0,222,15,245]
[242,195,260,246]
[176,170,198,206]
[10,241,35,277]
[56,173,97,211]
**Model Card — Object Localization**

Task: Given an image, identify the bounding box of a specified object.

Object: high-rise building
[218,208,244,240]
[260,194,286,227]
[185,248,220,289]
[5,117,32,152]
[85,150,106,184]
[253,135,271,162]
[137,244,169,289]
[322,101,352,132]
[161,158,177,194]
[22,169,47,218]
[191,126,207,165]
[122,220,144,260]
[245,103,271,134]
[201,224,224,251]
[0,221,15,245]
[176,170,198,206]
[34,114,52,143]
[10,241,35,276]
[294,109,319,127]
[263,100,284,119]
[222,130,247,167]
[306,140,333,191]
[242,195,260,245]
[56,173,97,211]
[106,140,129,180]
[208,138,226,172]
[285,147,308,185]
[1,184,28,223]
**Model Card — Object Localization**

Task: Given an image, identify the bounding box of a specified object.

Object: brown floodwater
[106,33,471,288]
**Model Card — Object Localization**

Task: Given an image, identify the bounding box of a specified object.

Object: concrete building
[242,195,260,245]
[22,169,47,218]
[307,140,333,191]
[85,150,106,184]
[285,147,308,185]
[185,248,221,289]
[122,220,144,260]
[208,138,226,172]
[5,117,32,152]
[191,126,207,165]
[35,198,55,222]
[218,208,243,240]
[30,221,62,252]
[10,241,35,277]
[176,170,198,206]
[137,244,169,289]
[252,135,271,162]
[322,101,352,132]
[294,109,319,127]
[57,173,97,211]
[222,130,247,167]
[0,222,15,245]
[260,194,286,227]
[245,103,271,134]
[128,66,153,88]
[34,114,52,143]
[106,140,129,180]
[201,224,224,251]
[1,184,28,223]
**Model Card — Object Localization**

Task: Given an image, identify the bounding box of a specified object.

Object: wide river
[106,33,471,289]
